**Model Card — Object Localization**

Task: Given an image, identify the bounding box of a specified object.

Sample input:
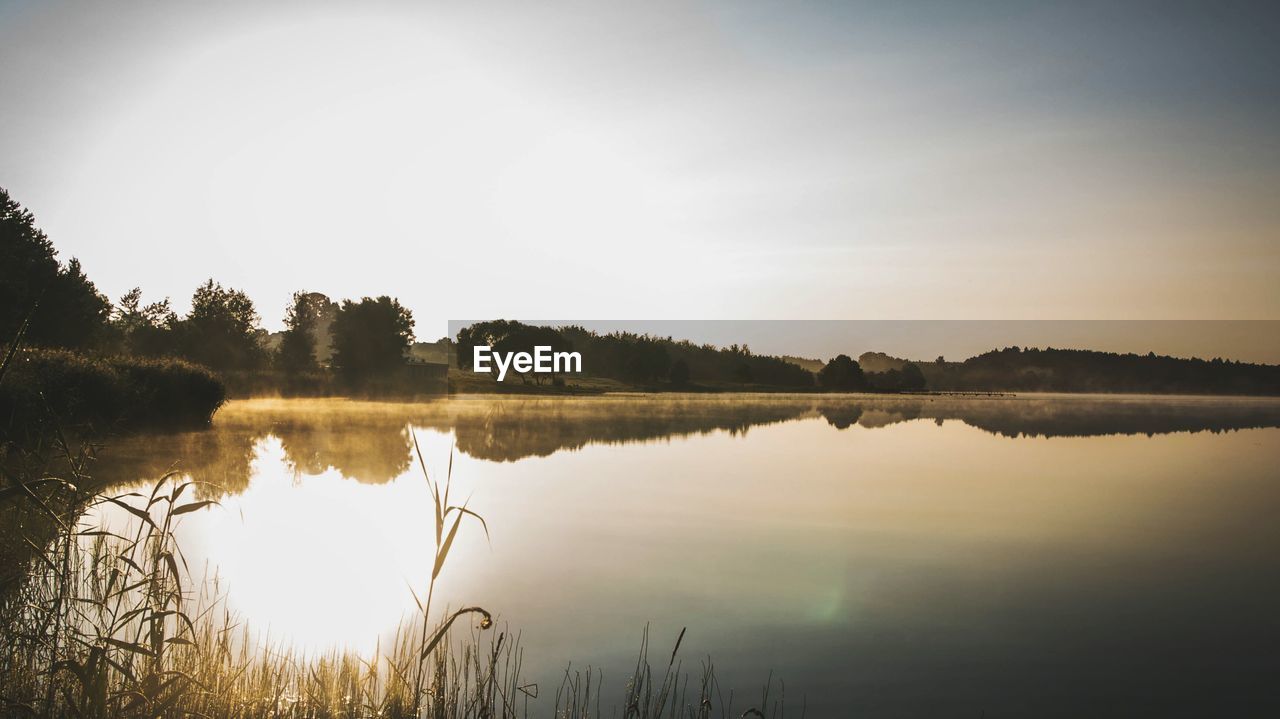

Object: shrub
[0,348,225,440]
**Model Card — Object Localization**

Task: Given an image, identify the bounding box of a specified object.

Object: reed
[0,436,791,719]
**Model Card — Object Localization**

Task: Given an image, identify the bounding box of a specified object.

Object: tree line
[455,320,928,391]
[2,188,415,388]
[7,186,1277,397]
[922,346,1280,395]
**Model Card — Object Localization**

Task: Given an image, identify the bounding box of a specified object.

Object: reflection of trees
[816,396,1280,438]
[88,426,259,496]
[817,404,863,429]
[86,405,415,495]
[443,397,809,462]
[89,396,1280,496]
[272,415,411,484]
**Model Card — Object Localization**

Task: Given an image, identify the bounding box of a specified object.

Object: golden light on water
[86,397,1280,669]
[91,429,487,655]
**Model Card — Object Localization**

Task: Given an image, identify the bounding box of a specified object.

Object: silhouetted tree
[278,291,323,373]
[867,369,903,391]
[500,324,574,384]
[175,280,266,371]
[818,354,868,391]
[456,320,576,384]
[623,339,669,384]
[732,362,754,384]
[0,189,56,330]
[331,296,414,383]
[38,258,112,348]
[291,292,338,363]
[456,320,513,370]
[1,188,110,349]
[554,325,813,388]
[669,358,690,386]
[920,346,1280,395]
[113,287,177,356]
[901,361,927,391]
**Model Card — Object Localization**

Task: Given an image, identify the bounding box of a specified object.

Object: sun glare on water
[90,429,480,655]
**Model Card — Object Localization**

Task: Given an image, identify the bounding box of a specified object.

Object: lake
[86,393,1280,716]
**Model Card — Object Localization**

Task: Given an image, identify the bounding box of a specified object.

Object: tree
[1,188,110,349]
[456,320,514,370]
[668,358,690,386]
[732,362,754,384]
[278,291,326,373]
[283,291,338,364]
[176,280,266,371]
[901,361,927,391]
[456,320,574,384]
[818,354,868,391]
[496,324,574,384]
[866,369,902,391]
[331,296,414,383]
[0,187,58,342]
[865,364,925,392]
[622,338,669,384]
[113,287,177,356]
[35,258,112,348]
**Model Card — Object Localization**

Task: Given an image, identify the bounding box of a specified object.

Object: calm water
[89,394,1280,716]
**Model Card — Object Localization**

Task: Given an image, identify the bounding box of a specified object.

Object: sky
[2,1,1278,355]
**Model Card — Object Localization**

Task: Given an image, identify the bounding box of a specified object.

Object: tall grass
[0,432,516,718]
[552,627,795,719]
[0,436,793,719]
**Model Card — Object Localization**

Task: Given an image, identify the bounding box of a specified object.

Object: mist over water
[89,395,1280,716]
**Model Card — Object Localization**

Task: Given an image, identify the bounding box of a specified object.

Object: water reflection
[88,394,1280,495]
[83,395,1280,716]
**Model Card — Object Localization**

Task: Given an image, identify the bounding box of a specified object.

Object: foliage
[456,322,816,389]
[578,331,670,385]
[461,323,817,389]
[0,188,111,350]
[276,291,330,373]
[0,348,225,442]
[923,346,1280,395]
[818,354,868,391]
[172,280,266,372]
[457,320,575,384]
[111,287,177,358]
[865,362,926,392]
[901,361,927,390]
[668,358,690,386]
[330,296,415,384]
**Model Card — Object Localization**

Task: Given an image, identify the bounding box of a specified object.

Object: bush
[0,348,225,440]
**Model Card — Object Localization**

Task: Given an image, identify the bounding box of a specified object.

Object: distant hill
[920,346,1280,395]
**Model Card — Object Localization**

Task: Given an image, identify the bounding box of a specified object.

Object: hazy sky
[2,1,1278,346]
